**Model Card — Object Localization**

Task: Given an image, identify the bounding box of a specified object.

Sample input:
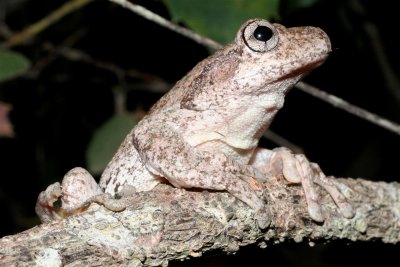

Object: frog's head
[180,19,331,111]
[234,18,331,95]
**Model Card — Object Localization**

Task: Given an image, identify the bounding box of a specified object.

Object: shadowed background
[0,0,399,266]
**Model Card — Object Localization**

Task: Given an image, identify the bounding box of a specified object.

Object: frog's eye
[242,20,279,52]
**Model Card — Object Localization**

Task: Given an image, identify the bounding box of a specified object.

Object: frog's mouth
[278,56,328,81]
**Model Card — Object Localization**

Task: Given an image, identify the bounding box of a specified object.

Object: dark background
[0,0,399,266]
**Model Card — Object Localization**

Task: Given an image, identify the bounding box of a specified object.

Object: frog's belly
[195,140,254,165]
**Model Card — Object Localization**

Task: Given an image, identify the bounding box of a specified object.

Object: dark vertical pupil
[254,26,273,42]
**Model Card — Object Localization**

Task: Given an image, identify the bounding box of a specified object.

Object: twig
[350,0,400,102]
[1,0,95,49]
[58,46,171,114]
[263,130,304,154]
[107,0,400,136]
[108,0,222,50]
[296,81,400,135]
[28,30,86,78]
[59,46,170,88]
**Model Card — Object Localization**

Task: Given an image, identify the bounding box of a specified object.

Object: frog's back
[148,43,237,114]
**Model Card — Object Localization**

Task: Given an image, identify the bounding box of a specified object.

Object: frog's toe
[338,201,354,219]
[307,201,324,222]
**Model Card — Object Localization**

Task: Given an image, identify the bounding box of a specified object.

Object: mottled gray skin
[36,19,353,227]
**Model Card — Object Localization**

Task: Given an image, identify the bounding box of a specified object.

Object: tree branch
[1,177,399,266]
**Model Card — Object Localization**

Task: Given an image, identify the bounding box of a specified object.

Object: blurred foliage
[0,50,30,82]
[86,112,137,175]
[284,0,320,13]
[165,0,280,44]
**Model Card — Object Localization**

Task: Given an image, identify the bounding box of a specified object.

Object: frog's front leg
[133,124,270,229]
[250,147,354,221]
[35,167,106,223]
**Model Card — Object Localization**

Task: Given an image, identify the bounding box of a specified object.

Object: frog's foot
[60,167,103,209]
[250,147,354,222]
[35,167,104,223]
[35,182,63,223]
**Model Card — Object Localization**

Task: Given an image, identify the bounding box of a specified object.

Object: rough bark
[0,177,399,266]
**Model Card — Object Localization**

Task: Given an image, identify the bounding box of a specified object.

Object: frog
[36,19,354,228]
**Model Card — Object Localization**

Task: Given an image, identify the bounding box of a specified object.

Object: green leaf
[164,0,280,44]
[0,50,30,82]
[285,0,321,13]
[288,0,320,9]
[86,113,137,175]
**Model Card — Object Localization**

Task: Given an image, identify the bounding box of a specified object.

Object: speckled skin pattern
[36,19,353,228]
